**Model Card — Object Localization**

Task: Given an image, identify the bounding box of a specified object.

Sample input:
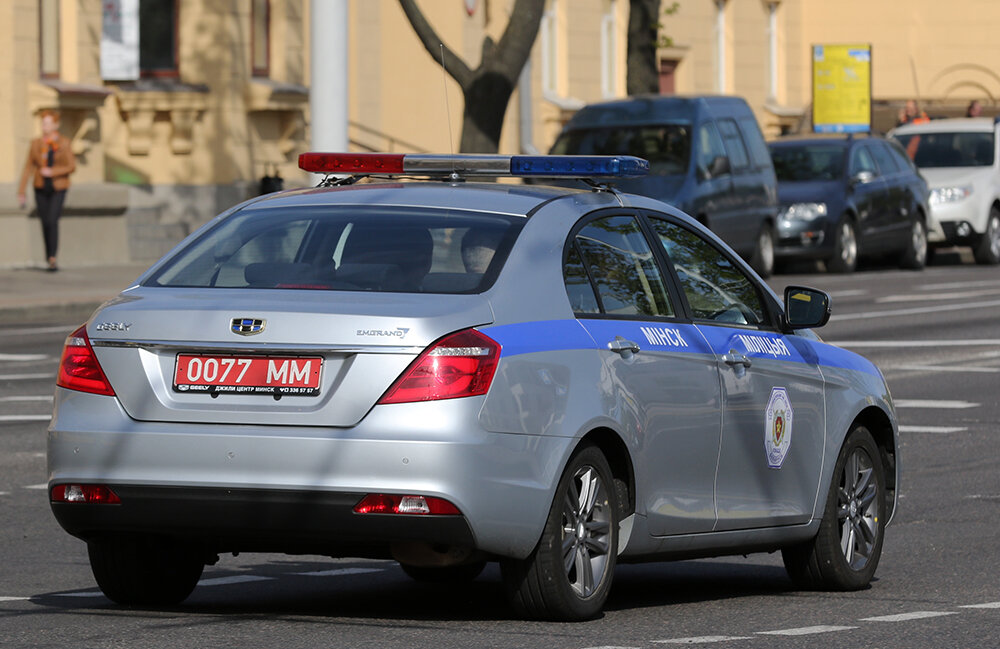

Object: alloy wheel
[837,447,879,570]
[561,465,612,597]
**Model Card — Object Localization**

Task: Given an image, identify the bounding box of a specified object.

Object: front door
[645,216,826,531]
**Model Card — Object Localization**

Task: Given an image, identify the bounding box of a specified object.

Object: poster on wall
[101,0,140,80]
[812,44,872,133]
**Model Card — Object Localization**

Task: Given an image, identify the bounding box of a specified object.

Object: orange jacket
[18,134,76,194]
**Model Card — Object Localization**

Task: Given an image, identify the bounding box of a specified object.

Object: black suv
[768,134,931,273]
[547,95,779,277]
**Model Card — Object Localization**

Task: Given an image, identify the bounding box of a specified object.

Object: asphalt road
[1,257,999,648]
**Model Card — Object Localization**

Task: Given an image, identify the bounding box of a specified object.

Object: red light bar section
[298,153,405,174]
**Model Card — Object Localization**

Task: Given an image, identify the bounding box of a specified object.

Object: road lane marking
[0,596,29,602]
[757,625,856,636]
[829,289,868,297]
[0,415,51,422]
[921,279,1000,290]
[961,602,1000,609]
[860,611,957,622]
[654,637,753,644]
[829,339,1000,347]
[198,575,273,587]
[0,354,49,361]
[296,568,385,577]
[0,325,75,337]
[0,396,53,402]
[0,373,55,380]
[831,298,1000,321]
[23,484,48,490]
[894,400,979,409]
[892,365,1000,373]
[52,591,103,598]
[899,426,967,434]
[877,288,1000,303]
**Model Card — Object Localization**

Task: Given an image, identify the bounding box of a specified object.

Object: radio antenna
[440,44,456,160]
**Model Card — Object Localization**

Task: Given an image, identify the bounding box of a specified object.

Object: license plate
[173,354,323,396]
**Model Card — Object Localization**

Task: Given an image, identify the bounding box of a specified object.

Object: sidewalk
[0,263,151,325]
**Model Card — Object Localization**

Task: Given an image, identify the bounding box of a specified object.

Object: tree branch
[492,0,546,79]
[398,0,474,87]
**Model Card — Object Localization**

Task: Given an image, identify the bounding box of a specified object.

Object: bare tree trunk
[399,0,545,153]
[627,0,662,96]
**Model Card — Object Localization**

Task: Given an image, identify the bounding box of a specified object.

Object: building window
[540,0,559,94]
[139,0,178,77]
[40,0,60,78]
[252,0,270,77]
[600,0,618,98]
[659,59,678,95]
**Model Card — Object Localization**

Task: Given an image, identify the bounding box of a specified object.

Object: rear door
[644,215,826,531]
[565,212,722,536]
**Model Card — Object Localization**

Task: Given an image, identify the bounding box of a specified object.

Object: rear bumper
[51,485,475,557]
[48,389,573,559]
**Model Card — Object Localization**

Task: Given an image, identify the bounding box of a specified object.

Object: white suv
[890,117,1000,264]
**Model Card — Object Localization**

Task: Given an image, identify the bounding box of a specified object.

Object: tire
[826,218,858,273]
[400,561,487,583]
[898,217,928,270]
[750,224,775,278]
[501,445,619,621]
[973,207,1000,265]
[88,534,205,606]
[782,426,886,591]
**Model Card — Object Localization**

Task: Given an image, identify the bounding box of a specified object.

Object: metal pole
[310,0,349,156]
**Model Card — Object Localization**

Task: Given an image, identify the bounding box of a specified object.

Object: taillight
[378,329,499,404]
[354,494,461,515]
[57,325,115,396]
[50,484,121,504]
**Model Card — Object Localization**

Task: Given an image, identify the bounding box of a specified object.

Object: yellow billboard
[812,44,872,133]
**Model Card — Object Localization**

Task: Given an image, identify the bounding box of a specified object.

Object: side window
[887,138,919,172]
[717,119,751,171]
[849,145,878,176]
[696,121,729,176]
[563,242,601,314]
[869,141,899,175]
[737,116,772,169]
[648,218,765,326]
[570,215,674,317]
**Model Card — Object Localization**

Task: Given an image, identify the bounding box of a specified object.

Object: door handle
[608,336,640,355]
[723,349,752,368]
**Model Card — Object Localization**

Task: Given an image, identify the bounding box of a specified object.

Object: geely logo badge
[231,318,266,336]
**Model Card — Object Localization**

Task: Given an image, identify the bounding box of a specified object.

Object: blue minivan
[548,96,779,276]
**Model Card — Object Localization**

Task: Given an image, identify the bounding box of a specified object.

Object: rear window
[550,124,692,176]
[893,131,995,168]
[145,206,523,294]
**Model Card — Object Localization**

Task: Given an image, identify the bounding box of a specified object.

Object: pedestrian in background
[966,100,983,117]
[897,99,930,126]
[17,110,76,272]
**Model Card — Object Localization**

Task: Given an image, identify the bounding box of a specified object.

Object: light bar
[298,153,649,178]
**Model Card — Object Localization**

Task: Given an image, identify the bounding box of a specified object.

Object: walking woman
[17,110,76,271]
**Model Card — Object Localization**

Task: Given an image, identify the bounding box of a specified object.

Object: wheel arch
[849,405,897,520]
[578,427,636,517]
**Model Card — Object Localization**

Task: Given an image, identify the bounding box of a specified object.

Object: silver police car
[50,153,898,621]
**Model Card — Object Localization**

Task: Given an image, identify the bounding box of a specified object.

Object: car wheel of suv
[750,225,775,278]
[782,426,886,591]
[501,445,618,621]
[88,534,204,605]
[973,207,1000,265]
[827,218,858,273]
[898,217,927,270]
[400,561,487,583]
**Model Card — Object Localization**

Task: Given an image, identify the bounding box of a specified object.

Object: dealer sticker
[765,387,793,469]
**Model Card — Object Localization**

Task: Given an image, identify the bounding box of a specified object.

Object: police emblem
[764,387,793,468]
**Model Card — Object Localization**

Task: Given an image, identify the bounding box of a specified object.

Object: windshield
[769,144,846,181]
[146,206,523,294]
[550,124,692,176]
[893,131,995,168]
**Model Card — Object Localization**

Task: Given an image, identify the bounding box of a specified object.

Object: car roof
[240,180,598,218]
[891,117,996,134]
[768,133,888,146]
[561,94,750,129]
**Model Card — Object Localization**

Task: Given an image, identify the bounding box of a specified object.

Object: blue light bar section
[511,155,649,177]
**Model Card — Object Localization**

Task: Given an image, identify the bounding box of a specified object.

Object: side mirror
[850,170,875,186]
[784,285,831,329]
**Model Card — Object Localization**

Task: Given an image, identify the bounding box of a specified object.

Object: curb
[0,302,104,326]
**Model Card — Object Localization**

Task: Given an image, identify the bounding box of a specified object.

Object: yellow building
[3,0,1000,268]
